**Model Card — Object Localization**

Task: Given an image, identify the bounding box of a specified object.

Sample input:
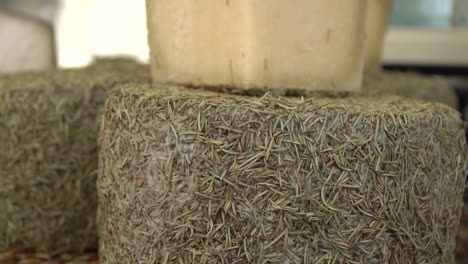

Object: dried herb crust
[0,58,151,253]
[98,84,467,264]
[363,69,459,109]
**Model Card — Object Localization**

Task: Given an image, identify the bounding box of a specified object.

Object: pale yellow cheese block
[365,0,393,69]
[146,0,367,93]
[0,10,54,73]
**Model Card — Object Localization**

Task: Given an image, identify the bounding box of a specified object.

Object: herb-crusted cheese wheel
[98,84,468,264]
[146,0,367,93]
[0,58,151,253]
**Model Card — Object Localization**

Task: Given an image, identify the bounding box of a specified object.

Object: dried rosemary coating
[246,70,458,108]
[98,84,467,264]
[363,69,459,109]
[0,58,151,253]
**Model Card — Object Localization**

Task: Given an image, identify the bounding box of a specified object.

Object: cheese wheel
[365,0,393,69]
[146,0,367,93]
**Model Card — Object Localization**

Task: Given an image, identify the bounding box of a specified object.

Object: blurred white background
[0,0,467,72]
[55,0,149,67]
[1,0,148,72]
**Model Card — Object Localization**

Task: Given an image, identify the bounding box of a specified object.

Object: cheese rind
[0,58,151,253]
[146,0,367,92]
[98,84,467,263]
[365,0,393,69]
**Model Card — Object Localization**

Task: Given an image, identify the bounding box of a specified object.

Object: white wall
[55,0,149,67]
[0,10,54,73]
[1,0,150,68]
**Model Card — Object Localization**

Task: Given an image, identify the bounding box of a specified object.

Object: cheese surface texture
[365,0,393,69]
[146,0,367,92]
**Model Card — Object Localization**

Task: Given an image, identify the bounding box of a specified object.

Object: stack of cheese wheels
[96,1,468,264]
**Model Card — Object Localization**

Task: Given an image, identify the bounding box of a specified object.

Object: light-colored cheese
[146,0,367,92]
[365,0,393,69]
[0,10,54,73]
